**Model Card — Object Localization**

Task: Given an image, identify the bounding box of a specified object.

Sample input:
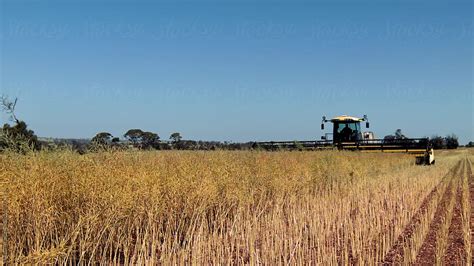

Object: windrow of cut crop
[383,160,461,264]
[374,166,449,264]
[414,160,462,265]
[442,157,470,264]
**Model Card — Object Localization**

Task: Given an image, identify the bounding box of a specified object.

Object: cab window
[336,122,359,133]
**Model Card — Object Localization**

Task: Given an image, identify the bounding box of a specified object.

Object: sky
[0,0,473,143]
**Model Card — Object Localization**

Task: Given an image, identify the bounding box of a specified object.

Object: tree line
[87,130,254,153]
[0,96,467,153]
[383,129,459,149]
[0,96,256,153]
[0,96,40,152]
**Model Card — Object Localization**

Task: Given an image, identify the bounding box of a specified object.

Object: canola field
[0,149,472,264]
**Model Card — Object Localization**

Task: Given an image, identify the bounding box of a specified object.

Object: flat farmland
[0,149,472,264]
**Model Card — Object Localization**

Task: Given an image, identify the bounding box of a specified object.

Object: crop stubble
[0,150,468,264]
[384,157,473,265]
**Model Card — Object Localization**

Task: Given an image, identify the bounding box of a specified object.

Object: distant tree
[157,142,172,150]
[70,139,88,154]
[445,134,459,149]
[430,135,446,149]
[170,132,182,143]
[124,129,144,145]
[141,131,160,149]
[1,121,40,151]
[171,139,197,150]
[112,137,120,143]
[1,95,19,123]
[467,141,474,147]
[91,132,113,145]
[123,129,161,149]
[0,96,39,152]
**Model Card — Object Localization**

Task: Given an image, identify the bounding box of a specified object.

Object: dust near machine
[254,115,435,165]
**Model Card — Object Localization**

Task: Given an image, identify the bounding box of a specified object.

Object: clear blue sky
[1,0,473,143]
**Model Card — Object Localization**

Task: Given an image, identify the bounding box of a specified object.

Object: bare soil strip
[382,161,461,264]
[443,159,467,264]
[414,160,462,264]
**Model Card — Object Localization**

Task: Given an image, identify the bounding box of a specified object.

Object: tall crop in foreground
[0,150,458,264]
